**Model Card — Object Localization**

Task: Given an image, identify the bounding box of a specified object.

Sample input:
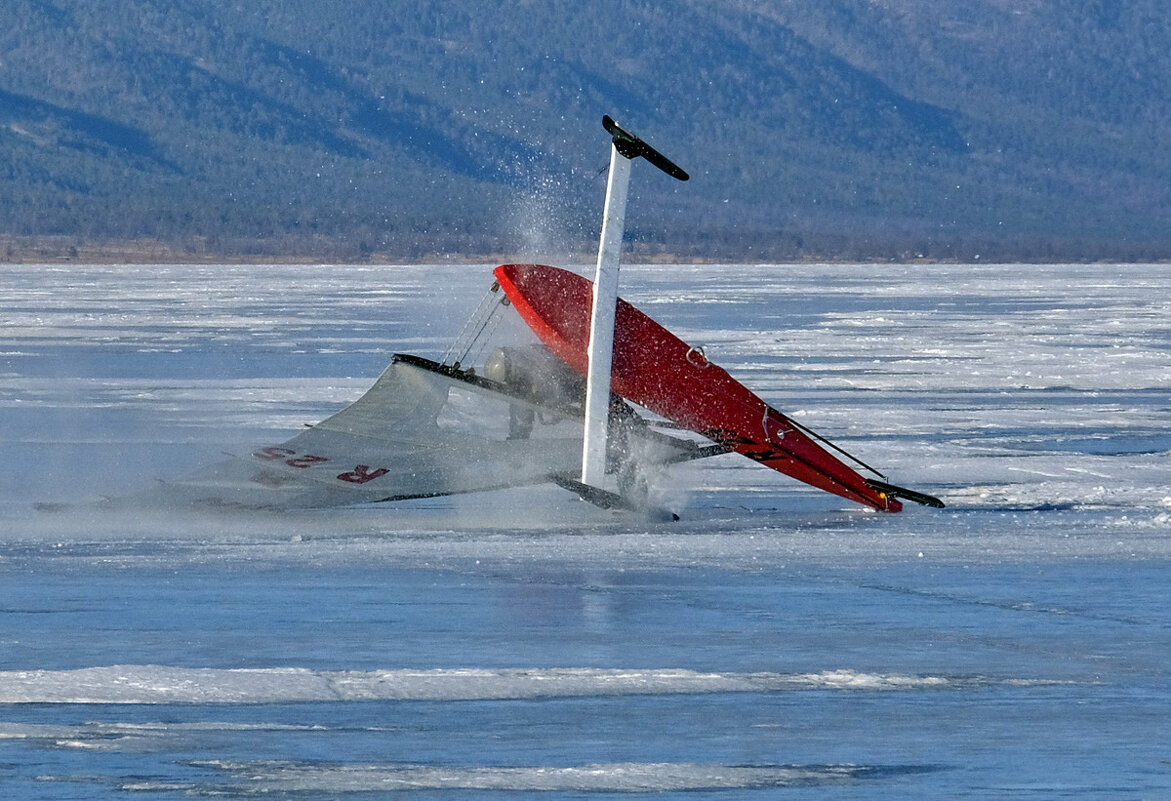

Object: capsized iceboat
[495,262,943,513]
[126,346,721,516]
[119,264,940,516]
[96,115,943,516]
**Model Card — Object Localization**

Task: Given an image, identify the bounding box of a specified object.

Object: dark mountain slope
[2,0,1167,260]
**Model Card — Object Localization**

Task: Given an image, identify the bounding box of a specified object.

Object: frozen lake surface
[1,262,1169,798]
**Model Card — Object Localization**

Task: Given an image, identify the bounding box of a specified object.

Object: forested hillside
[2,0,1169,261]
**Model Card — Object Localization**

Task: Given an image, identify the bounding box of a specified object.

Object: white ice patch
[0,720,327,755]
[147,760,896,793]
[5,262,1171,562]
[0,665,1052,705]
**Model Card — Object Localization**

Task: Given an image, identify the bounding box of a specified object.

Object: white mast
[580,144,631,487]
[580,116,688,488]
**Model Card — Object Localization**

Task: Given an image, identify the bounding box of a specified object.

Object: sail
[130,353,700,512]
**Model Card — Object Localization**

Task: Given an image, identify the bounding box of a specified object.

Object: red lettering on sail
[253,447,329,468]
[285,454,329,468]
[337,465,390,484]
[254,446,296,461]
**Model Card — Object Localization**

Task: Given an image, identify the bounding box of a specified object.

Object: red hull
[494,264,900,512]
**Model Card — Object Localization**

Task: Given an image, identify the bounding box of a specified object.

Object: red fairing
[494,264,901,512]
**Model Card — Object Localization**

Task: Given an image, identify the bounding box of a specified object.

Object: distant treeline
[7,232,1166,266]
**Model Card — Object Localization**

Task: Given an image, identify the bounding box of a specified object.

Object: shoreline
[2,236,1166,266]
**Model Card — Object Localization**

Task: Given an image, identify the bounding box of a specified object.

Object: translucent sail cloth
[130,354,693,512]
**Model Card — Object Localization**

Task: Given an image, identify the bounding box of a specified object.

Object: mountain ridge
[2,0,1168,261]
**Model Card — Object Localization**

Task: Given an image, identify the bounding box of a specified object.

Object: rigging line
[783,414,887,480]
[663,335,887,481]
[444,285,497,364]
[454,288,508,368]
[703,372,889,480]
[467,304,506,368]
[443,282,502,366]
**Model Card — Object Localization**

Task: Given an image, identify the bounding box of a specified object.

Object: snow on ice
[1,262,1169,798]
